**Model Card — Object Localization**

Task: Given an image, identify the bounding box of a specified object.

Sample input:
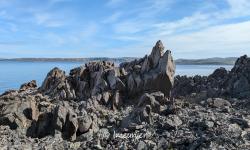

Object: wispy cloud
[226,0,250,16]
[153,13,210,36]
[165,21,250,58]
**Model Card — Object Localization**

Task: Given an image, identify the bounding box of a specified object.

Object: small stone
[137,141,147,150]
[212,98,231,108]
[102,92,110,104]
[228,124,242,137]
[78,114,92,133]
[165,115,182,129]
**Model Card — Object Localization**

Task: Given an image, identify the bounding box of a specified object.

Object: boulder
[212,98,231,108]
[164,115,182,129]
[121,104,153,129]
[208,67,228,80]
[137,93,160,113]
[137,141,147,150]
[150,91,166,105]
[0,97,39,132]
[101,91,111,104]
[40,67,66,92]
[62,110,78,141]
[78,110,92,133]
[54,105,68,131]
[53,104,79,140]
[228,124,242,137]
[40,67,76,100]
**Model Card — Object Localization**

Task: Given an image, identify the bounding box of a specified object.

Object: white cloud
[148,21,250,58]
[153,13,210,36]
[214,0,250,19]
[105,20,250,58]
[227,0,250,14]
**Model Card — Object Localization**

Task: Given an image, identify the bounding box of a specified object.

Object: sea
[0,61,233,94]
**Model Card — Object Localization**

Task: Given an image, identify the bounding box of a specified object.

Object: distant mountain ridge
[175,57,237,65]
[0,57,238,65]
[0,57,137,63]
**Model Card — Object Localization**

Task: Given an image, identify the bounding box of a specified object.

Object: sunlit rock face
[121,40,175,98]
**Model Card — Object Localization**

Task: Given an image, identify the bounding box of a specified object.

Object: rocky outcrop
[121,40,175,97]
[226,55,250,98]
[39,67,76,100]
[173,55,250,99]
[38,40,175,105]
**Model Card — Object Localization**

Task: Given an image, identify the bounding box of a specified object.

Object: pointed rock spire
[150,40,165,68]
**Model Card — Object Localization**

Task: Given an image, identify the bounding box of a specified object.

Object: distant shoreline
[0,57,237,65]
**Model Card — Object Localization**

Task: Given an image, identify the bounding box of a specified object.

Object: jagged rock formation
[227,55,250,98]
[39,40,175,105]
[120,40,175,97]
[173,55,250,99]
[1,41,250,149]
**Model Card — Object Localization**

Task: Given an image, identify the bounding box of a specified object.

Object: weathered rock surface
[173,55,250,99]
[121,40,175,97]
[20,80,37,91]
[1,41,250,149]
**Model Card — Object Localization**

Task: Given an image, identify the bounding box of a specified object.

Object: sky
[0,0,250,59]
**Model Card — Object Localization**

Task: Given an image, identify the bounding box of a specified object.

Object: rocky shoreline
[0,41,250,150]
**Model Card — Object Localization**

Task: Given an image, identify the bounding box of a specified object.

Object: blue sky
[0,0,250,58]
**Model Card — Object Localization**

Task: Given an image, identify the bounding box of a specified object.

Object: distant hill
[175,57,237,65]
[0,57,238,65]
[0,57,137,63]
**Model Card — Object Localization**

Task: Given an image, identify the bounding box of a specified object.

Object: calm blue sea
[0,61,233,94]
